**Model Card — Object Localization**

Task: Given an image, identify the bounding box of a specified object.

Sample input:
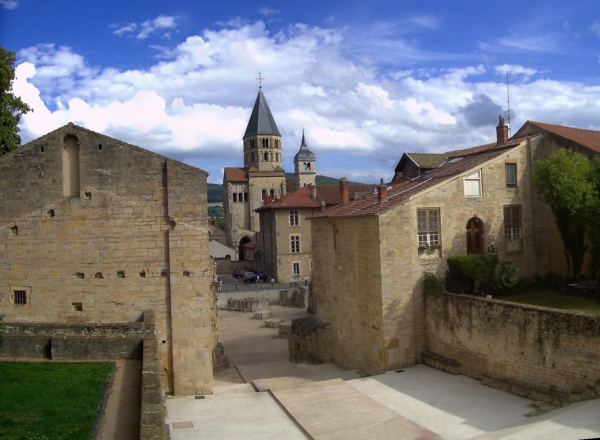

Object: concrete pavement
[166,306,600,440]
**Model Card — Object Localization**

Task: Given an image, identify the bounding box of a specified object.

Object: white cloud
[258,7,279,16]
[0,0,17,9]
[12,20,600,183]
[111,15,178,40]
[591,20,600,37]
[494,64,538,78]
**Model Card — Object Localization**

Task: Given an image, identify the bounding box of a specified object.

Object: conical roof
[243,89,281,137]
[294,130,315,162]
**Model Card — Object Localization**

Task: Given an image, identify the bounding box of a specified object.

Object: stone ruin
[289,316,332,364]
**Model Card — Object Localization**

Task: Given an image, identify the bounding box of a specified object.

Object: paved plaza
[166,306,600,439]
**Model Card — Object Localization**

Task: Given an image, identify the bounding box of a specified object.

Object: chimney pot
[378,179,388,204]
[496,115,509,144]
[339,177,349,206]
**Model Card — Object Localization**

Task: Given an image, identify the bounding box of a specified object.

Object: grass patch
[501,288,600,315]
[0,362,113,440]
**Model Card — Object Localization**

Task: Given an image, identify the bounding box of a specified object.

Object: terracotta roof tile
[224,167,248,182]
[528,121,600,153]
[256,185,322,211]
[313,136,534,219]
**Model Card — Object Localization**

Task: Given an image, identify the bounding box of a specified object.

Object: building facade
[0,123,217,395]
[309,119,600,376]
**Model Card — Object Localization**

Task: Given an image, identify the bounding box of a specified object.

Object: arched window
[262,189,267,199]
[233,193,238,202]
[264,152,268,161]
[63,134,80,197]
[270,189,275,198]
[303,163,307,170]
[276,153,280,161]
[238,192,243,202]
[307,163,311,170]
[251,152,254,162]
[244,192,248,202]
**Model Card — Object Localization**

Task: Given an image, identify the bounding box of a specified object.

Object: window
[233,193,237,202]
[262,189,267,199]
[290,210,299,226]
[238,192,243,202]
[417,209,440,247]
[291,235,300,253]
[505,163,517,188]
[504,205,522,251]
[13,289,27,305]
[464,170,482,197]
[244,192,248,202]
[293,262,300,275]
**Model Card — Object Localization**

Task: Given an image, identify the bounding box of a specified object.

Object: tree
[585,156,600,280]
[534,149,593,279]
[0,46,31,155]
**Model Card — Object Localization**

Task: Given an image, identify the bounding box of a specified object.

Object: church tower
[243,89,283,172]
[294,130,316,188]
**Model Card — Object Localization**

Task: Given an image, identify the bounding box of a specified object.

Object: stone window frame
[504,205,522,252]
[11,286,31,307]
[463,169,482,198]
[505,162,517,189]
[290,234,301,253]
[289,210,299,227]
[293,262,301,276]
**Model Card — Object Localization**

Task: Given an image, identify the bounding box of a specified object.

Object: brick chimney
[496,116,509,144]
[339,177,349,206]
[378,178,388,204]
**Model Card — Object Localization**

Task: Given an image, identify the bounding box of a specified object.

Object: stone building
[309,118,600,376]
[256,173,378,283]
[0,123,217,396]
[223,88,286,256]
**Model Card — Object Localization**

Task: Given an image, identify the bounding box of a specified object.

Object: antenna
[505,73,512,137]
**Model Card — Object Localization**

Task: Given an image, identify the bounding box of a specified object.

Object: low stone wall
[216,289,281,309]
[425,293,600,404]
[140,333,168,440]
[215,260,254,275]
[289,316,333,364]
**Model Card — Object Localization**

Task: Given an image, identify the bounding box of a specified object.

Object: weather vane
[256,72,264,89]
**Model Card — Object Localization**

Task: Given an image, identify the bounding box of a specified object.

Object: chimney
[311,184,317,200]
[320,201,326,211]
[339,177,349,206]
[378,178,388,204]
[496,115,509,144]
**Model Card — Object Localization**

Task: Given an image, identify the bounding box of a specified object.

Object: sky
[1,0,600,183]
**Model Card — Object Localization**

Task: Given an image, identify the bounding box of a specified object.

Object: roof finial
[256,72,264,89]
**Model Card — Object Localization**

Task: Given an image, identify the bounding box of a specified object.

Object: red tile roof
[527,121,600,153]
[224,167,248,182]
[312,136,535,219]
[317,184,379,205]
[256,185,322,211]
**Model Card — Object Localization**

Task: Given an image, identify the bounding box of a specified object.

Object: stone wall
[289,316,332,364]
[425,293,600,403]
[0,124,216,395]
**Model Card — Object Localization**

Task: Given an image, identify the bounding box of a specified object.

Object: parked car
[233,267,248,278]
[243,271,268,284]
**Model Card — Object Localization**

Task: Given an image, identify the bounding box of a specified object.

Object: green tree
[534,149,593,279]
[586,156,600,280]
[1,46,31,155]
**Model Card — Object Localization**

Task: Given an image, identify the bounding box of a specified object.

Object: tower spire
[256,72,264,89]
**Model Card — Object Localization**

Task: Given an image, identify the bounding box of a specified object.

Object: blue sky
[2,0,599,183]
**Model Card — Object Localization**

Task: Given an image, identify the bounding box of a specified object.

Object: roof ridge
[530,121,600,134]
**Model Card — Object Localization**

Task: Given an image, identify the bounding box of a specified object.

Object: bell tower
[294,129,316,188]
[243,80,282,172]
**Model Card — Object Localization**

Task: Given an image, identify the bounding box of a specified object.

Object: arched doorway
[466,217,484,254]
[238,236,252,261]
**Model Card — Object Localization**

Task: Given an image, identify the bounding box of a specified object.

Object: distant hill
[207,175,364,203]
[208,183,223,203]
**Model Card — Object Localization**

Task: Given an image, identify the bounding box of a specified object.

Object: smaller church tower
[294,130,316,188]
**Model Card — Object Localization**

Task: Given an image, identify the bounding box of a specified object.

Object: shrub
[515,273,542,291]
[496,260,518,294]
[542,271,563,287]
[446,255,495,295]
[423,272,445,297]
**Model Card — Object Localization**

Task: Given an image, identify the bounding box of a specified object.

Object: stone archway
[238,236,252,261]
